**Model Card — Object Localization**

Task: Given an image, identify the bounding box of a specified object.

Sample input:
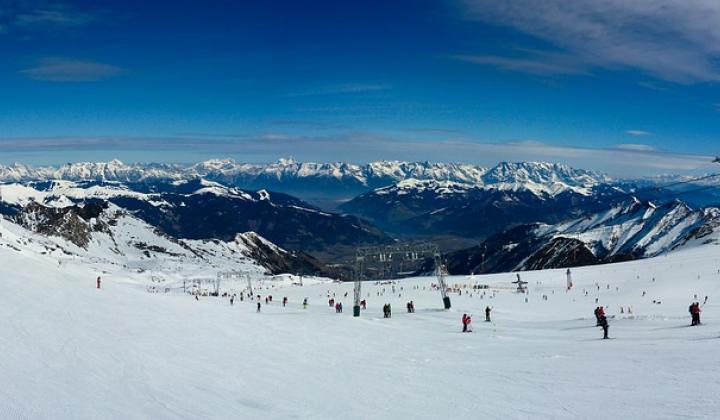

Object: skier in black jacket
[598,315,609,339]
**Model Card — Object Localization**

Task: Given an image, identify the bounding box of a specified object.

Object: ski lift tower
[513,273,528,293]
[353,242,451,317]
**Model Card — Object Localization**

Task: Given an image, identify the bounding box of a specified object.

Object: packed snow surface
[2,230,720,418]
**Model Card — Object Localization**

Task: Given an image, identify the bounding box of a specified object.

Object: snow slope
[2,220,720,419]
[0,205,322,289]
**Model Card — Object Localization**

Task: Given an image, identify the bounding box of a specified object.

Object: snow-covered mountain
[0,179,392,256]
[339,177,623,238]
[1,201,328,280]
[437,198,720,274]
[0,159,612,205]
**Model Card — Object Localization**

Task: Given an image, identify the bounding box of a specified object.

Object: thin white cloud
[19,58,124,81]
[452,51,589,76]
[460,0,720,83]
[286,83,389,97]
[14,8,92,28]
[1,2,93,33]
[616,143,656,152]
[624,130,652,137]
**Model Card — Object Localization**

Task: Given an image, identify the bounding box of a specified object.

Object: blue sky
[1,0,719,175]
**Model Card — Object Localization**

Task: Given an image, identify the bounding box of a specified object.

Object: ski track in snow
[2,239,720,419]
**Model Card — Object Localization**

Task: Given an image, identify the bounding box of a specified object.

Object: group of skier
[406,301,415,313]
[114,275,711,338]
[459,306,492,332]
[383,303,392,318]
[689,302,702,326]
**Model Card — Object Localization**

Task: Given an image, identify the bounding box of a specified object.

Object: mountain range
[2,158,719,277]
[0,159,610,208]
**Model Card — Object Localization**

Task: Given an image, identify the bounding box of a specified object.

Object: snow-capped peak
[0,159,612,197]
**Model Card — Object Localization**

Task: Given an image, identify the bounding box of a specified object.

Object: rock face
[15,202,109,248]
[234,232,330,277]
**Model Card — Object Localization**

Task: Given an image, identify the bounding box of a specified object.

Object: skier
[338,302,343,313]
[360,299,367,309]
[96,276,101,289]
[194,294,199,301]
[303,298,308,309]
[485,306,491,322]
[691,302,702,326]
[257,301,261,312]
[387,303,391,318]
[283,297,288,307]
[265,297,269,304]
[689,303,696,326]
[594,307,600,326]
[230,296,234,306]
[598,314,609,339]
[329,298,335,307]
[462,314,472,332]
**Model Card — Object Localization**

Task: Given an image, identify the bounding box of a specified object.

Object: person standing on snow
[691,302,702,326]
[594,307,601,326]
[485,306,492,322]
[303,298,308,309]
[96,276,102,289]
[283,297,288,307]
[598,314,609,339]
[257,301,261,313]
[462,314,470,332]
[596,306,605,326]
[230,296,234,306]
[689,303,696,326]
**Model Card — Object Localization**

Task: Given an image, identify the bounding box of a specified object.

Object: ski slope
[1,235,720,419]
